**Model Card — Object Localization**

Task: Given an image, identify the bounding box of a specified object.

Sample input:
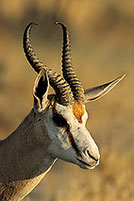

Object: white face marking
[44,102,100,169]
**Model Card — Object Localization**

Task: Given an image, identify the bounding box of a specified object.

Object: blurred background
[0,0,134,200]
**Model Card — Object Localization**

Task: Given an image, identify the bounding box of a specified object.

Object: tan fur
[72,101,85,123]
[0,108,56,201]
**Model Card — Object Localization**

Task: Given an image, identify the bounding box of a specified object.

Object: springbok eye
[53,112,69,130]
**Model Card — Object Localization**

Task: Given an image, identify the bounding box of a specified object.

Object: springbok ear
[84,74,125,103]
[33,69,49,112]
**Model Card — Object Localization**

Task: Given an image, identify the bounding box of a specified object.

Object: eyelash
[53,113,69,131]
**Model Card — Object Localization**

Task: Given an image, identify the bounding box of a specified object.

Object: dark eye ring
[53,113,69,130]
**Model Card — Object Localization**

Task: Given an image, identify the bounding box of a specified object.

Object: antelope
[0,21,125,201]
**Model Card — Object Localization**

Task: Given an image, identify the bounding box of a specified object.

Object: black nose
[87,150,99,162]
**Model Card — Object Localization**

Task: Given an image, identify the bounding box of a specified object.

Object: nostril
[87,150,98,162]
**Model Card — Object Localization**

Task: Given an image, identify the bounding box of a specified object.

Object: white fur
[45,103,100,169]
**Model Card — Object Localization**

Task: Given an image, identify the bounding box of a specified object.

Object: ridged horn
[55,22,85,103]
[23,22,74,106]
[23,22,43,73]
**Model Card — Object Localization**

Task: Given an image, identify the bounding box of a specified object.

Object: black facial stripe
[53,112,69,130]
[52,104,81,157]
[67,131,82,157]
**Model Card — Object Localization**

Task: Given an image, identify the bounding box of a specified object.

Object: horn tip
[54,21,66,28]
[55,21,61,25]
[54,21,59,25]
[30,21,38,26]
[26,22,38,30]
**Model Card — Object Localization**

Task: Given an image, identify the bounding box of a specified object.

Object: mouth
[77,158,91,167]
[76,158,99,169]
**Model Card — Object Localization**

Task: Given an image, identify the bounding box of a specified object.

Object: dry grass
[0,1,134,201]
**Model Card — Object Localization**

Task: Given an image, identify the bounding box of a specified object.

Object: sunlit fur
[72,101,85,123]
[45,101,100,170]
[0,98,99,200]
[0,21,124,200]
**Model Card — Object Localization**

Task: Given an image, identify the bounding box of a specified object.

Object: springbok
[0,22,125,201]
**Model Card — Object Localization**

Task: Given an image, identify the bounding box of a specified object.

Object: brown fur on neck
[0,109,56,200]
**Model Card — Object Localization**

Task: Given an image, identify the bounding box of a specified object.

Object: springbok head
[23,22,124,169]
